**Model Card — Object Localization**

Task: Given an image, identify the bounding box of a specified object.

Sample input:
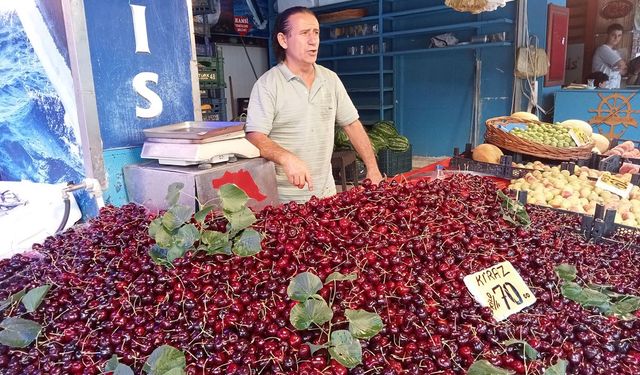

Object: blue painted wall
[83,0,196,206]
[395,0,516,156]
[524,0,567,121]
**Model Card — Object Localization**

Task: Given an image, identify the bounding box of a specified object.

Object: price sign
[463,261,536,322]
[596,172,633,199]
[568,129,591,147]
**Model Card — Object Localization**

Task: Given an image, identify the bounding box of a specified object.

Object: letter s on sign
[133,72,163,118]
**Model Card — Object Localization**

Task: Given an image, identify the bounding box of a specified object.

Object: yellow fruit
[511,111,539,121]
[560,119,593,137]
[472,143,504,164]
[591,133,610,153]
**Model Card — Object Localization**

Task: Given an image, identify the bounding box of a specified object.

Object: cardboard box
[124,158,278,213]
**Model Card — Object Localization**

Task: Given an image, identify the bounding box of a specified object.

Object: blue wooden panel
[103,147,144,207]
[554,89,640,141]
[396,52,475,156]
[84,0,195,149]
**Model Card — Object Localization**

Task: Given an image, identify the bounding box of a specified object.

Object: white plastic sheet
[0,181,81,259]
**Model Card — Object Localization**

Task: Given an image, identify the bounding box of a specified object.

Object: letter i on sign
[130,4,150,53]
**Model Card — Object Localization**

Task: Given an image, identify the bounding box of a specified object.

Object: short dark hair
[607,23,624,34]
[587,71,609,87]
[272,6,318,62]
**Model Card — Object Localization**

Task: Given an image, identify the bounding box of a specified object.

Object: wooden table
[331,150,359,192]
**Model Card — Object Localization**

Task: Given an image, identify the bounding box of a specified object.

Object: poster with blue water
[0,1,85,186]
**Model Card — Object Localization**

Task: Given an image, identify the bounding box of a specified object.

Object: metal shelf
[337,70,393,76]
[382,18,514,38]
[383,5,449,18]
[357,105,394,110]
[347,87,393,93]
[385,41,512,56]
[320,15,379,27]
[318,53,381,61]
[321,34,379,45]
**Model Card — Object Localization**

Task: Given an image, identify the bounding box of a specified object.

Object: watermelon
[388,136,410,152]
[371,121,399,138]
[334,127,352,150]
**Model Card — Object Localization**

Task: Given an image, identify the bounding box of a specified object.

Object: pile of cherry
[1,174,639,374]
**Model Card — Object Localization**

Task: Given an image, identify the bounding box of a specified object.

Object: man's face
[607,29,623,46]
[280,12,320,66]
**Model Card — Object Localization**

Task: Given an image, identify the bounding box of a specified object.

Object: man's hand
[283,154,314,190]
[366,169,384,185]
[246,132,313,191]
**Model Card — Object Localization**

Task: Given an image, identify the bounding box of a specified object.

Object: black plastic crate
[450,144,534,179]
[378,145,412,177]
[201,98,226,121]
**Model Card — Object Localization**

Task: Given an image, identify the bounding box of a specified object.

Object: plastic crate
[378,145,412,177]
[610,138,640,165]
[197,57,225,89]
[201,98,226,121]
[449,144,534,179]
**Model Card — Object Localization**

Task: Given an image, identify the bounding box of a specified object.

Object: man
[592,23,627,89]
[245,6,383,203]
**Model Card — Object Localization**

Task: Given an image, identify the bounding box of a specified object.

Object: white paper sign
[596,172,633,199]
[463,261,536,321]
[568,129,590,147]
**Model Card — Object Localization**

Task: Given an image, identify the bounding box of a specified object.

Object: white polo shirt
[246,63,359,203]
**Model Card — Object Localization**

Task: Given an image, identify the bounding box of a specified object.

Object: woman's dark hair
[607,23,623,35]
[587,71,609,87]
[272,6,318,62]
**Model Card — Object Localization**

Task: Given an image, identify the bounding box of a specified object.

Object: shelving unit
[312,0,516,128]
[193,12,227,121]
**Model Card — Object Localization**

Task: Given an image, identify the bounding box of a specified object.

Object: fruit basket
[485,116,594,161]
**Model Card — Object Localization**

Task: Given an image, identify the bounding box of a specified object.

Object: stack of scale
[140,121,260,166]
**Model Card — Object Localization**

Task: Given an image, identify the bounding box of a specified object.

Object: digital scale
[140,121,260,166]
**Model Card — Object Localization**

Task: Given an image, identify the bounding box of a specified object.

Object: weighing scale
[141,121,260,166]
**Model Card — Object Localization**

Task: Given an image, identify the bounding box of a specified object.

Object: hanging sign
[463,261,536,321]
[596,172,633,199]
[234,16,251,36]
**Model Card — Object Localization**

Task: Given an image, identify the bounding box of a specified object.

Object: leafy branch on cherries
[498,190,531,228]
[148,183,262,266]
[555,263,640,320]
[287,271,383,369]
[0,285,50,348]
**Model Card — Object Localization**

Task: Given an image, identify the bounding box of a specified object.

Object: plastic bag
[430,33,459,48]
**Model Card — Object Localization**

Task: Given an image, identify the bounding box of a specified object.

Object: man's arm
[616,59,628,75]
[342,120,384,184]
[245,132,313,190]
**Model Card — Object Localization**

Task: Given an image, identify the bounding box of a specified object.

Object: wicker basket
[485,116,595,161]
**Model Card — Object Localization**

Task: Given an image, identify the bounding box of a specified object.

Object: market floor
[336,155,448,192]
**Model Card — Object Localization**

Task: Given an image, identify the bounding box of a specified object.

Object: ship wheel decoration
[587,92,639,140]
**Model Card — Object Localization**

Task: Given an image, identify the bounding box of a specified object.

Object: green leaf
[201,230,231,255]
[328,330,362,369]
[468,360,514,375]
[159,369,185,375]
[502,339,538,360]
[153,225,175,249]
[325,272,357,284]
[345,309,384,339]
[148,218,164,238]
[162,205,193,231]
[194,205,215,223]
[165,182,184,207]
[219,184,249,213]
[231,229,262,257]
[611,296,640,317]
[554,264,577,282]
[105,355,120,372]
[287,272,324,302]
[143,345,186,375]
[306,342,327,355]
[497,190,530,227]
[166,245,187,263]
[149,245,172,267]
[0,288,26,312]
[0,317,42,348]
[175,224,199,249]
[225,207,256,235]
[104,355,134,375]
[560,281,583,301]
[544,359,568,375]
[289,299,333,330]
[22,285,51,313]
[580,288,612,311]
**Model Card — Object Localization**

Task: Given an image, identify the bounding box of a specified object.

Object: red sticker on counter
[234,16,251,36]
[212,170,266,202]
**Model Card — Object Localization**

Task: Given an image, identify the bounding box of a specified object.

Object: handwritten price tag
[568,129,591,147]
[463,261,536,322]
[596,172,632,199]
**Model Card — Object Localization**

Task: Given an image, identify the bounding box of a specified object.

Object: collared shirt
[246,63,358,203]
